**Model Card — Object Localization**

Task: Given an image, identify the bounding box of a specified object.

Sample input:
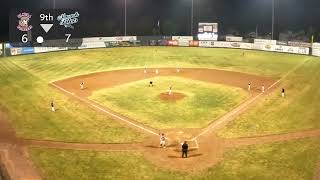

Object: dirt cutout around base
[158,92,186,102]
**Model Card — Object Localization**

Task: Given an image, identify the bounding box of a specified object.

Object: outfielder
[282,88,285,97]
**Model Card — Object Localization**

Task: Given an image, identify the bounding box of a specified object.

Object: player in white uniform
[51,101,55,112]
[248,82,251,91]
[168,86,173,95]
[262,85,265,93]
[160,133,166,148]
[80,82,85,90]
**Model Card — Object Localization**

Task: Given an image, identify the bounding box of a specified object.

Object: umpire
[181,141,189,158]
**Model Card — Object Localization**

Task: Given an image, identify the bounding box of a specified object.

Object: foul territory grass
[29,138,320,180]
[217,58,320,138]
[89,76,249,129]
[0,60,144,143]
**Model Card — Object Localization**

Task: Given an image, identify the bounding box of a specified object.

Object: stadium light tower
[191,0,194,36]
[53,0,56,9]
[272,0,275,40]
[125,0,127,36]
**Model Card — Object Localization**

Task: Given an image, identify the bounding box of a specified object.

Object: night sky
[1,0,320,41]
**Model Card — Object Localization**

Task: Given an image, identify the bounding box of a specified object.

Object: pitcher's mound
[159,92,186,102]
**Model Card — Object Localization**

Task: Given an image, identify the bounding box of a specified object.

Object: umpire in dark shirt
[181,141,189,158]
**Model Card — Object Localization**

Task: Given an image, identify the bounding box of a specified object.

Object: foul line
[51,83,159,137]
[192,58,310,141]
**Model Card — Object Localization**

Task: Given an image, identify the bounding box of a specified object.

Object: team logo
[57,12,80,29]
[17,13,33,32]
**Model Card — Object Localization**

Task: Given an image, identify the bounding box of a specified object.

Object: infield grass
[0,60,144,143]
[29,138,320,180]
[89,76,249,129]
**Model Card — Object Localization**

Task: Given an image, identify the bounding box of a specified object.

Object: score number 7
[65,34,71,43]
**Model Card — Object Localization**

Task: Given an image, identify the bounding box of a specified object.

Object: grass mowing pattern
[30,138,320,180]
[0,60,144,143]
[89,77,249,129]
[217,58,320,138]
[8,47,309,82]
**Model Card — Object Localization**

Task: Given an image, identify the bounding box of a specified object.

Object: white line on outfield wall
[192,58,310,141]
[51,83,159,136]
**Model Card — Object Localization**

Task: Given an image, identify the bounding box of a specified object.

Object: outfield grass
[8,47,309,82]
[0,47,318,141]
[0,60,144,143]
[217,58,320,138]
[89,77,249,129]
[30,138,320,180]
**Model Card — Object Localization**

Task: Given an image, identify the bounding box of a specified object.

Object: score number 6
[22,34,28,43]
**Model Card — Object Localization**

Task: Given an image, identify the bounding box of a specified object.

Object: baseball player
[282,88,285,97]
[176,67,180,73]
[80,82,85,90]
[149,81,153,87]
[155,69,159,74]
[160,133,167,148]
[248,82,251,91]
[262,85,265,93]
[168,86,173,95]
[144,68,147,74]
[51,101,55,112]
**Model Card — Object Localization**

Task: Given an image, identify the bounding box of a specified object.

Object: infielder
[168,86,173,95]
[282,88,285,97]
[51,101,55,112]
[160,133,167,148]
[80,82,85,90]
[248,82,251,91]
[155,69,159,74]
[262,85,265,93]
[144,68,147,74]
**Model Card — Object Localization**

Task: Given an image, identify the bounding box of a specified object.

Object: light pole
[124,0,127,36]
[191,0,194,36]
[53,0,56,9]
[272,0,275,40]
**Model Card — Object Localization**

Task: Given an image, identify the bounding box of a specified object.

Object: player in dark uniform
[149,81,153,87]
[181,141,189,158]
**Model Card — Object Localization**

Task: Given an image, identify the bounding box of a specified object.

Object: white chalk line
[192,58,310,141]
[51,83,159,137]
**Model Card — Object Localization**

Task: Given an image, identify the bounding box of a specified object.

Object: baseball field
[0,47,320,179]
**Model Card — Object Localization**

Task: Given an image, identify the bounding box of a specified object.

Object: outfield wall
[0,36,315,57]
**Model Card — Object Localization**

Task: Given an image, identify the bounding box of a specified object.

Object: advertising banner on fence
[172,36,193,41]
[226,36,243,42]
[167,40,178,46]
[78,42,106,49]
[34,47,67,53]
[199,41,214,47]
[312,43,320,57]
[254,39,277,45]
[288,41,312,48]
[189,41,199,47]
[0,44,2,56]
